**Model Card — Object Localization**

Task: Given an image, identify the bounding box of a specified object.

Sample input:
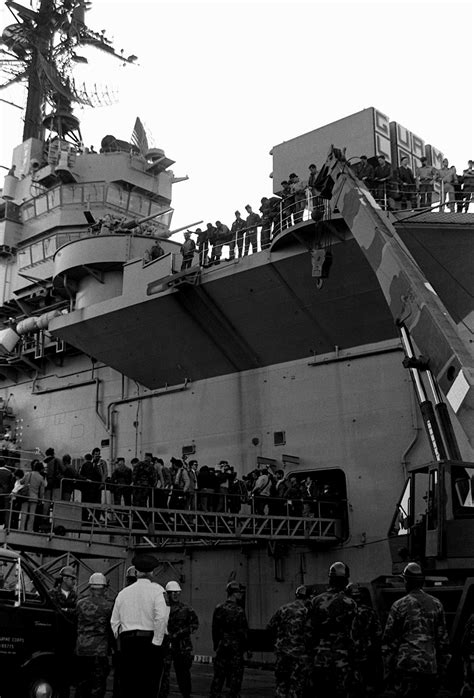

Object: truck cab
[0,548,70,698]
[388,460,474,573]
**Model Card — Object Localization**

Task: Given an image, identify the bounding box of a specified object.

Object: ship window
[274,431,286,446]
[22,201,35,221]
[83,182,105,204]
[47,187,61,210]
[43,236,57,259]
[106,184,127,210]
[35,195,48,216]
[31,242,44,264]
[62,184,82,205]
[18,247,32,269]
[128,192,148,217]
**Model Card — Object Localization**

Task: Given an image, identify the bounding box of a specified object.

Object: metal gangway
[1,494,345,555]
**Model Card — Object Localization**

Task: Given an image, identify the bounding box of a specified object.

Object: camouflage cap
[226,581,245,594]
[295,585,308,599]
[59,565,76,579]
[402,562,424,579]
[329,561,350,578]
[345,582,361,598]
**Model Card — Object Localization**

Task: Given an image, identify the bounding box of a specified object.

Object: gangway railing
[1,493,345,549]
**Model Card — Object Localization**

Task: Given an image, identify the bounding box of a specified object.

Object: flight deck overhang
[48,217,473,389]
[49,227,397,387]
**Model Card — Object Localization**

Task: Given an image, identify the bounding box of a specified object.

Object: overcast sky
[1,0,473,235]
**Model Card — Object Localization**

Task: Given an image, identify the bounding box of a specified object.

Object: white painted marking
[446,370,470,413]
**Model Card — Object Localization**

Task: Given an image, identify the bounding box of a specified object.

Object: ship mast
[22,0,54,141]
[1,0,138,145]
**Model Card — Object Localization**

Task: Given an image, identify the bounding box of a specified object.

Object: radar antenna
[0,0,136,142]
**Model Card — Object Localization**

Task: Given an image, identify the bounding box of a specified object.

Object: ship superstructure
[0,0,473,662]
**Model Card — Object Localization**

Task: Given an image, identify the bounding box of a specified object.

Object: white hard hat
[89,572,107,587]
[165,580,182,592]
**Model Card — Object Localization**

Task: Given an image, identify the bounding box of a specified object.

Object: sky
[0,0,473,236]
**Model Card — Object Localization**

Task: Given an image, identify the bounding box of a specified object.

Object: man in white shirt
[111,554,169,698]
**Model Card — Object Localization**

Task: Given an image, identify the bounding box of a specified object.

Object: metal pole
[399,324,447,461]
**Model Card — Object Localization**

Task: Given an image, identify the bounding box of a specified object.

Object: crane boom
[322,148,474,449]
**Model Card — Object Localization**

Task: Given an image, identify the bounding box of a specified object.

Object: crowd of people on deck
[142,156,474,271]
[0,444,344,532]
[352,155,474,212]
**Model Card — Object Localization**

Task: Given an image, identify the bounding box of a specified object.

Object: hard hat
[89,572,107,587]
[126,565,137,578]
[402,562,424,579]
[295,585,308,599]
[59,566,76,579]
[165,581,182,592]
[226,581,245,594]
[329,561,350,578]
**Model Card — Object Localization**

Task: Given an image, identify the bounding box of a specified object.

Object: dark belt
[120,630,154,638]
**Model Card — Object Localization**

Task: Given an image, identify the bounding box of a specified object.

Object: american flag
[131,117,149,155]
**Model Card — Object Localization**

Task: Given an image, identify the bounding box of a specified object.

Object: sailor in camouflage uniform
[159,580,199,698]
[267,584,310,698]
[346,582,383,697]
[49,566,78,698]
[382,562,451,698]
[461,613,474,697]
[132,453,157,507]
[305,561,359,698]
[75,572,114,698]
[209,581,248,698]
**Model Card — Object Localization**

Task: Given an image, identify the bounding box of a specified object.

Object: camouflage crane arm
[321,147,474,449]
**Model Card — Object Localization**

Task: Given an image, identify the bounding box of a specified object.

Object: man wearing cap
[373,155,393,207]
[462,159,474,212]
[305,561,359,698]
[243,205,261,256]
[210,581,248,698]
[382,562,450,698]
[50,565,78,612]
[50,566,78,698]
[44,446,63,501]
[75,572,114,698]
[110,554,169,698]
[353,156,374,190]
[159,581,199,698]
[416,157,438,207]
[346,582,383,697]
[396,156,416,209]
[180,231,196,270]
[267,585,311,698]
[230,211,246,258]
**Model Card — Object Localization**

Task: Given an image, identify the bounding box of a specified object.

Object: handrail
[1,484,346,544]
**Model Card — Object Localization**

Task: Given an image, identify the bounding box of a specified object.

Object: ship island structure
[0,0,473,660]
